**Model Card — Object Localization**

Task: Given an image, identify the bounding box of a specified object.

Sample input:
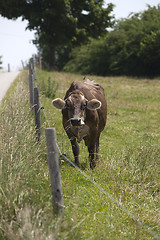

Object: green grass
[0,70,159,239]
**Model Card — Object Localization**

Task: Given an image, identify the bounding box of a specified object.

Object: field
[0,70,159,239]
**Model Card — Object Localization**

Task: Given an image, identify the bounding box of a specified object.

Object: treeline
[64,5,160,77]
[0,2,160,77]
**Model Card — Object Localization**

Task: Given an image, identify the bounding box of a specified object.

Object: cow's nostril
[71,118,82,126]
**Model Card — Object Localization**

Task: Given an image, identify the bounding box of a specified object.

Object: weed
[35,71,58,99]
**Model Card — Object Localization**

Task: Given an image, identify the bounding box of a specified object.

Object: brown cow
[52,77,107,168]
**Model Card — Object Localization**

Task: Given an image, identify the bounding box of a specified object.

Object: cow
[52,77,107,169]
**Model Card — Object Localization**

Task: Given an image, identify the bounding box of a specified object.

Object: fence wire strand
[41,104,159,240]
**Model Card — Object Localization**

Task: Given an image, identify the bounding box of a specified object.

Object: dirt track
[0,71,20,103]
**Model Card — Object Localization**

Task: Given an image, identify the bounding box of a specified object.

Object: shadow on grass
[60,155,89,170]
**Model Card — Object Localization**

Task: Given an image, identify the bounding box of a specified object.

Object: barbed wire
[40,104,160,240]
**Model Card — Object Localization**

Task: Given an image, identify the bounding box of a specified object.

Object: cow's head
[52,90,101,127]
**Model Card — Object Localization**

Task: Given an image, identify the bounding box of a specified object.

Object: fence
[28,59,159,239]
[28,57,64,215]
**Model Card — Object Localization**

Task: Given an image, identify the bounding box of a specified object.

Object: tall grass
[0,72,59,239]
[0,70,159,239]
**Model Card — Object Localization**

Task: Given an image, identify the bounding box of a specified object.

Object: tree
[64,4,160,77]
[64,38,110,75]
[139,30,160,76]
[0,0,114,70]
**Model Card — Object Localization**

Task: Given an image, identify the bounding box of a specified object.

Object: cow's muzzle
[70,118,85,127]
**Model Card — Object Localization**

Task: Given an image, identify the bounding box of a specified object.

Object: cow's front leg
[70,138,80,167]
[88,142,97,169]
[96,134,100,162]
[65,129,81,167]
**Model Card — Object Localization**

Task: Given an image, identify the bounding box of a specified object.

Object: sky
[106,0,160,18]
[0,0,160,71]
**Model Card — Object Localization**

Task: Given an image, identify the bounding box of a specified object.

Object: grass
[0,69,159,239]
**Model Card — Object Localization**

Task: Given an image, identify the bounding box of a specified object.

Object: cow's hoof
[90,161,96,169]
[75,162,81,168]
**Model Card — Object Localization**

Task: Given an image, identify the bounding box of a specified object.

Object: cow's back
[64,79,104,100]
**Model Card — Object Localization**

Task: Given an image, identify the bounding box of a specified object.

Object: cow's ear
[52,98,65,109]
[87,99,101,110]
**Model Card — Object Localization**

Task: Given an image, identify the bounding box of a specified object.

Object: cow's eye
[65,100,71,109]
[81,102,87,110]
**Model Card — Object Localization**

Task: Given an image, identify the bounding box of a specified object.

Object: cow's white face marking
[80,119,85,125]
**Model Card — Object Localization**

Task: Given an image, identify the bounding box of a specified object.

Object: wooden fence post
[39,52,42,69]
[8,64,10,72]
[32,55,36,80]
[34,87,41,142]
[21,60,25,70]
[45,128,64,215]
[29,61,34,108]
